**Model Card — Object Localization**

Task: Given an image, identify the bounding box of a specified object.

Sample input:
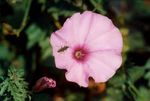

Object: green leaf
[90,0,106,14]
[144,71,150,87]
[137,87,150,101]
[128,32,146,51]
[144,72,150,79]
[0,80,8,95]
[0,44,14,61]
[108,71,126,87]
[48,6,76,19]
[144,59,150,69]
[128,66,145,83]
[39,38,52,60]
[26,24,46,49]
[38,0,47,11]
[0,65,30,101]
[65,92,84,101]
[4,97,11,101]
[106,88,123,101]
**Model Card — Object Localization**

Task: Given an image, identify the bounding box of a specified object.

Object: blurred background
[0,0,150,101]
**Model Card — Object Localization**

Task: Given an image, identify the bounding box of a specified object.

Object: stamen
[73,46,89,62]
[75,51,85,59]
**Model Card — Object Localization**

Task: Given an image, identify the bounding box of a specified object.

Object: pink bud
[33,76,56,92]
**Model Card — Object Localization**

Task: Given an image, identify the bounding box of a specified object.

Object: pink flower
[50,11,123,87]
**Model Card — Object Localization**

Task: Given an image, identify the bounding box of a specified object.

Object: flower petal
[60,13,81,45]
[50,33,74,69]
[86,53,118,82]
[85,13,115,43]
[65,63,88,87]
[77,11,93,45]
[57,11,93,46]
[50,13,81,47]
[53,48,74,70]
[90,51,122,71]
[50,32,67,48]
[87,28,122,52]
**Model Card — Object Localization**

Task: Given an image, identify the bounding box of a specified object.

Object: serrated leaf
[0,66,30,101]
[0,80,8,95]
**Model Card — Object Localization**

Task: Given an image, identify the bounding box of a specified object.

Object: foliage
[0,65,30,101]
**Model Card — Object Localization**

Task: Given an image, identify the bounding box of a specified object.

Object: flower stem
[16,0,32,37]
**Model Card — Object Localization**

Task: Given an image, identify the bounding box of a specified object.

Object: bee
[57,46,69,53]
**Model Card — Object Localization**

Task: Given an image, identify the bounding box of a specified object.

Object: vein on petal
[82,12,94,47]
[84,16,114,45]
